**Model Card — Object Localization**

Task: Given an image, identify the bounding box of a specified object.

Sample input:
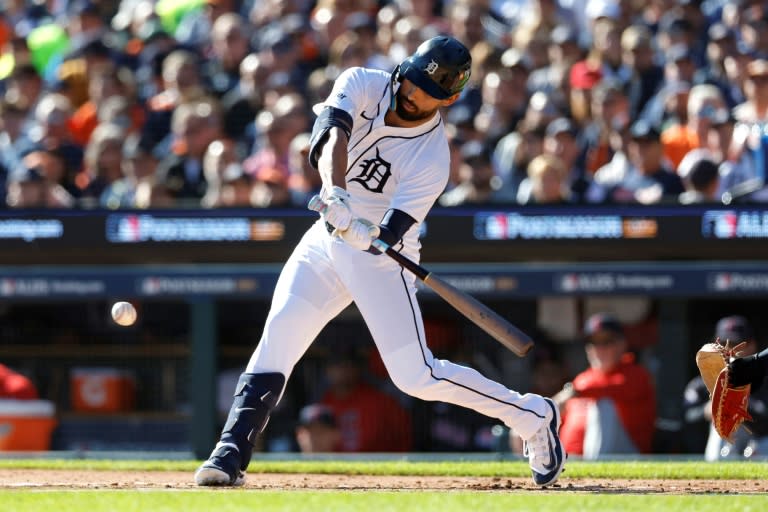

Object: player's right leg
[195,224,352,486]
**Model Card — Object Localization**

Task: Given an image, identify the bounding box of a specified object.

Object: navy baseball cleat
[524,398,566,487]
[194,442,246,486]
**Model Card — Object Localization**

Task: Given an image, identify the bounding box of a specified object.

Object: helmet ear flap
[389,65,401,111]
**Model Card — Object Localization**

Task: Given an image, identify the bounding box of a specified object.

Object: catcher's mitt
[712,367,752,442]
[695,339,746,393]
[695,338,752,442]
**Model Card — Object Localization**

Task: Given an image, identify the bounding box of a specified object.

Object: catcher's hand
[695,338,753,442]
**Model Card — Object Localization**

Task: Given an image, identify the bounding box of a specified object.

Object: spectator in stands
[26,93,84,197]
[726,58,768,201]
[201,138,245,208]
[446,0,488,53]
[5,158,73,209]
[250,166,293,208]
[527,24,582,108]
[695,22,739,109]
[473,53,530,147]
[220,53,269,148]
[0,362,38,399]
[343,12,393,72]
[553,312,656,459]
[101,133,157,209]
[678,157,720,204]
[133,178,176,209]
[96,95,144,138]
[5,165,48,208]
[243,93,309,184]
[74,122,126,204]
[639,45,698,131]
[568,60,603,129]
[585,18,630,89]
[0,97,29,200]
[539,117,588,203]
[155,98,223,203]
[439,140,510,206]
[254,17,310,99]
[176,0,241,48]
[6,150,74,208]
[606,120,684,204]
[204,12,252,98]
[142,49,207,156]
[327,30,367,76]
[320,345,412,452]
[295,403,341,453]
[68,62,135,147]
[493,91,561,200]
[523,154,571,204]
[661,84,728,170]
[581,80,631,176]
[622,24,664,121]
[286,132,322,207]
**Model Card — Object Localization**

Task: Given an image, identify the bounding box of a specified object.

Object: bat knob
[307,195,325,213]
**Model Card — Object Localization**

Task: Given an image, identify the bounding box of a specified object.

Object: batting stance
[195,36,566,487]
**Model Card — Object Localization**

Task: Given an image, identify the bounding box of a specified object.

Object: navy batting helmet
[396,36,472,100]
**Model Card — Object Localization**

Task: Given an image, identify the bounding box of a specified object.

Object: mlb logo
[560,274,578,292]
[0,279,15,297]
[712,273,732,291]
[141,277,161,295]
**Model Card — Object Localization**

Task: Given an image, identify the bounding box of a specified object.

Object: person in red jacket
[319,347,412,453]
[0,363,38,400]
[554,313,656,459]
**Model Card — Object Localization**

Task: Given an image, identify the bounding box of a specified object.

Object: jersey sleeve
[316,66,370,120]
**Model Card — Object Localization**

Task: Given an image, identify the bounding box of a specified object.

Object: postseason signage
[473,212,658,240]
[1,262,767,299]
[0,205,765,264]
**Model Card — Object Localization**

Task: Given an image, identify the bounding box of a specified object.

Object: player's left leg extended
[338,247,565,486]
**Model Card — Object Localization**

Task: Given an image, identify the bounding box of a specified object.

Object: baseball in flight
[111,301,137,326]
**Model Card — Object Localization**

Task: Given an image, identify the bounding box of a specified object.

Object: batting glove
[335,218,380,251]
[319,186,353,231]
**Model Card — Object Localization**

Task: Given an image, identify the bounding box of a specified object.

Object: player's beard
[394,92,438,122]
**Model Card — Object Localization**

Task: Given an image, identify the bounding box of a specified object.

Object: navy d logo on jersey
[350,148,391,193]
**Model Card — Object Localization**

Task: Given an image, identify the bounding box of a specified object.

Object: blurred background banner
[0,205,766,263]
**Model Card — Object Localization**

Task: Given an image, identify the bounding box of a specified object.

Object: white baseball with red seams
[111,301,137,326]
[242,66,551,441]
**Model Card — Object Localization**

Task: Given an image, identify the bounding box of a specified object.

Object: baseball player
[195,36,565,487]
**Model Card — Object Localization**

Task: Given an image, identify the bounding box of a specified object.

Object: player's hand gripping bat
[308,196,534,357]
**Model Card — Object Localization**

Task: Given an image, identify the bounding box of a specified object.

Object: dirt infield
[1,469,766,494]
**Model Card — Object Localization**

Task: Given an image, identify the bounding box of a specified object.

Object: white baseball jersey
[320,67,451,259]
[245,66,549,440]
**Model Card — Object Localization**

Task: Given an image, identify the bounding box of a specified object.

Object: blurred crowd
[1,0,768,209]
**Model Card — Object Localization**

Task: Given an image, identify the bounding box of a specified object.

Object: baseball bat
[308,197,533,357]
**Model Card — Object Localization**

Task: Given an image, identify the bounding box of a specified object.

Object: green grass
[0,458,766,479]
[1,458,765,512]
[4,491,766,512]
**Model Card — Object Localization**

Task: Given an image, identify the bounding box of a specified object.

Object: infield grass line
[0,459,765,479]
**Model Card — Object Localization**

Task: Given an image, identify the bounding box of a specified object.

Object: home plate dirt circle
[1,469,766,494]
